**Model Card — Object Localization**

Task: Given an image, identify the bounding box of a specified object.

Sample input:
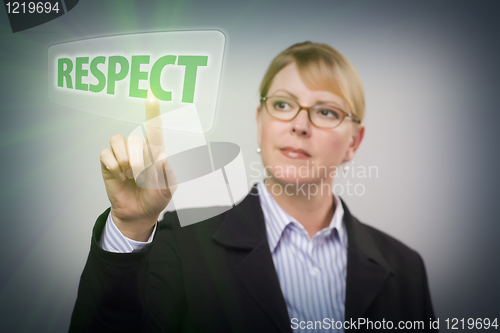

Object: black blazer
[69,186,436,332]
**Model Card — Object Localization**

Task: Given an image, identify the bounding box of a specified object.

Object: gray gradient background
[1,0,499,331]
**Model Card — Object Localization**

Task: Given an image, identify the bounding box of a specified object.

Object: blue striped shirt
[101,180,347,332]
[257,181,347,333]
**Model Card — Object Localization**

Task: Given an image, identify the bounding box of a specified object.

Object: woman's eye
[318,108,340,119]
[274,101,291,110]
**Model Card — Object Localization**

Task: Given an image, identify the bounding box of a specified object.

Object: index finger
[144,90,165,161]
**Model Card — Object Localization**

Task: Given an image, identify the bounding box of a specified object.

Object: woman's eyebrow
[316,99,343,107]
[273,89,298,99]
[273,89,344,108]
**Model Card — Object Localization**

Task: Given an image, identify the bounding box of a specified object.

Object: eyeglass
[260,95,361,129]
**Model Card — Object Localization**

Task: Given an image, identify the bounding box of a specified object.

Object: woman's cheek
[317,135,346,170]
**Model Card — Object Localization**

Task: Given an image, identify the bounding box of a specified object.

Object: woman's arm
[69,209,187,332]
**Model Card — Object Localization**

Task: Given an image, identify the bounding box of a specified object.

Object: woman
[70,42,436,332]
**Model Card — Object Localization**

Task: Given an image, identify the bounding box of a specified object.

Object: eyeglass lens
[265,96,344,128]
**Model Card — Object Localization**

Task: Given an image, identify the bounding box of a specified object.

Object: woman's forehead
[268,63,349,109]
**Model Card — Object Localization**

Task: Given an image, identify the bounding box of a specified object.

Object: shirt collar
[257,180,347,253]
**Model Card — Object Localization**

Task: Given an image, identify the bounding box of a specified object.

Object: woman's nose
[291,109,311,137]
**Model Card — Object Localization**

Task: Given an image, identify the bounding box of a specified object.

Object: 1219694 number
[5,2,60,14]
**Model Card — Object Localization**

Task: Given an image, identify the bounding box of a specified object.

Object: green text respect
[57,55,208,102]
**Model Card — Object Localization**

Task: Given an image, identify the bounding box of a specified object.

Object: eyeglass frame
[260,95,361,129]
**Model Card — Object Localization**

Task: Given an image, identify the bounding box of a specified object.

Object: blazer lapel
[341,199,393,321]
[212,188,393,329]
[212,186,292,333]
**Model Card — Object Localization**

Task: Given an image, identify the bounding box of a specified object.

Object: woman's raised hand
[99,93,177,241]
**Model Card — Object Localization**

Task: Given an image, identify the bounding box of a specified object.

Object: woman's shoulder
[347,213,426,272]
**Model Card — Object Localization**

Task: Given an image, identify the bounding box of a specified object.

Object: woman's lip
[280,147,311,159]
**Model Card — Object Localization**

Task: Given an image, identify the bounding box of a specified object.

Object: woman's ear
[342,123,365,163]
[256,106,262,146]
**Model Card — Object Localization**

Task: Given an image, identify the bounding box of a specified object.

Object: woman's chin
[267,175,328,187]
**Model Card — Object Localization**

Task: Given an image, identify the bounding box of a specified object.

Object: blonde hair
[259,42,365,121]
